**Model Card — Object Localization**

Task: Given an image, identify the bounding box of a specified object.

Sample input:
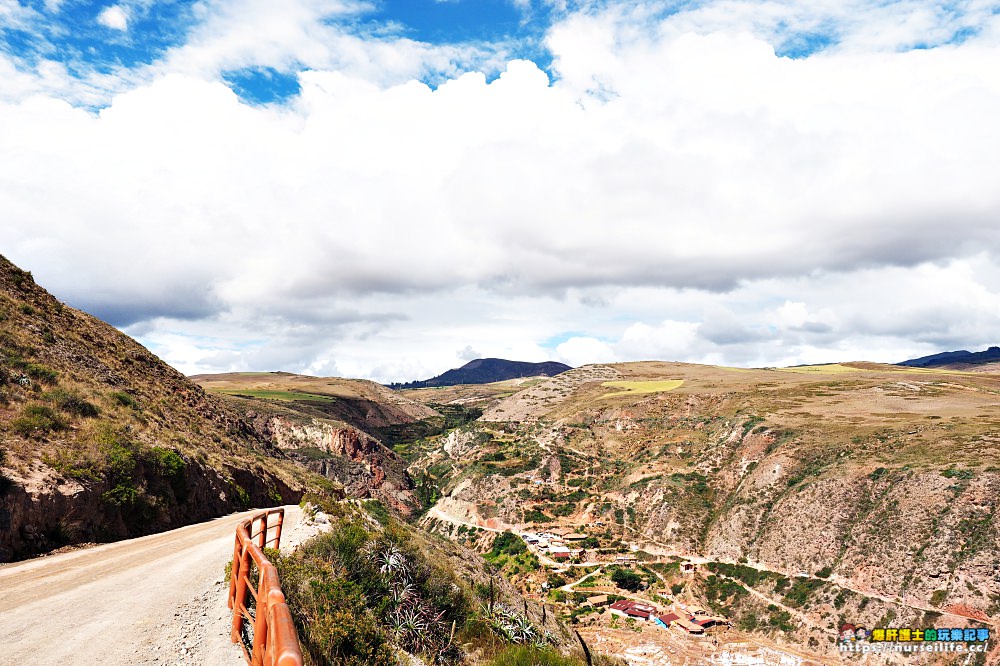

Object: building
[681,562,697,574]
[585,595,610,607]
[614,555,638,567]
[564,533,588,542]
[610,600,658,621]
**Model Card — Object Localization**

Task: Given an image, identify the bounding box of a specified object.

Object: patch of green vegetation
[372,405,483,452]
[11,403,67,438]
[218,388,337,402]
[44,389,100,418]
[783,577,825,608]
[741,415,765,438]
[610,568,644,592]
[942,468,974,480]
[487,646,582,666]
[108,391,139,409]
[523,508,549,523]
[276,505,557,665]
[600,380,684,398]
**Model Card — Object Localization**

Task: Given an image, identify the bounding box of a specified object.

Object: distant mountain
[390,358,572,389]
[898,346,1000,368]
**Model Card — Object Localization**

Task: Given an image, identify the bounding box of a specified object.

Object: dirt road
[0,504,320,666]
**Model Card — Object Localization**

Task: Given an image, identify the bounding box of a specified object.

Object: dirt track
[0,504,318,665]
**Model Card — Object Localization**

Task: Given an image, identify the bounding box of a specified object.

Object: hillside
[0,256,320,562]
[403,361,1000,664]
[190,372,440,513]
[391,358,572,389]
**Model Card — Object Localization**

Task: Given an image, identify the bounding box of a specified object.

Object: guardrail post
[231,542,252,643]
[258,513,268,550]
[274,510,284,551]
[228,534,242,609]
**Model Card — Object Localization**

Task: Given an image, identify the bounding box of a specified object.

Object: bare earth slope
[0,505,313,666]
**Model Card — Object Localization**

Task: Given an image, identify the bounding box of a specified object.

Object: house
[694,616,729,629]
[615,555,638,566]
[564,533,588,541]
[609,600,658,621]
[688,605,709,616]
[673,617,705,634]
[550,546,572,559]
[585,595,610,607]
[654,612,680,629]
[681,562,697,574]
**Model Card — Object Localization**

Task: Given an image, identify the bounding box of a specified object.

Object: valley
[388,361,1000,665]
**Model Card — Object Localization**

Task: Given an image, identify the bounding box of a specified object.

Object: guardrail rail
[227,508,304,666]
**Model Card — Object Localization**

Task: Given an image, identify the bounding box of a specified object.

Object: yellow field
[775,364,861,374]
[601,379,685,398]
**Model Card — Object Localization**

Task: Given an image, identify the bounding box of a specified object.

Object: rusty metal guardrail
[227,508,304,666]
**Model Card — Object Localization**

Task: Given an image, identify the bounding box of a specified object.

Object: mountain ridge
[899,345,1000,368]
[390,357,572,389]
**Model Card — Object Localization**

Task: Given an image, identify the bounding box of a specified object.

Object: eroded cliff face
[0,455,301,562]
[247,413,418,514]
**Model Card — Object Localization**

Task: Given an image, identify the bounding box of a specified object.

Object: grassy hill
[0,255,327,561]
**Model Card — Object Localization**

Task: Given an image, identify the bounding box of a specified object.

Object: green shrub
[12,404,67,438]
[102,441,139,507]
[489,531,527,558]
[611,568,643,592]
[276,514,469,664]
[231,482,251,508]
[109,391,139,409]
[146,447,187,499]
[45,389,100,417]
[24,363,57,383]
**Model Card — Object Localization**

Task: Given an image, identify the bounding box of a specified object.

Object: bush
[12,404,67,438]
[45,389,100,418]
[611,568,644,592]
[109,391,139,409]
[490,531,527,558]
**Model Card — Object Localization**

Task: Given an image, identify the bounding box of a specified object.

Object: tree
[611,568,643,592]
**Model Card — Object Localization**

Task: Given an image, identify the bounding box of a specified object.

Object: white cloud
[4,1,1000,380]
[97,5,129,31]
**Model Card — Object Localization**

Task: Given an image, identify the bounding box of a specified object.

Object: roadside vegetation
[275,502,586,666]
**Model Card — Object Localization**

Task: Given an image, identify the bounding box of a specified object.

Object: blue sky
[3,0,1000,381]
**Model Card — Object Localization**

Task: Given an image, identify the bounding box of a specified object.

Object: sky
[3,0,1000,383]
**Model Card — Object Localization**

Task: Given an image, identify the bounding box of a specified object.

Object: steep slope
[0,256,315,562]
[391,358,572,389]
[407,361,1000,662]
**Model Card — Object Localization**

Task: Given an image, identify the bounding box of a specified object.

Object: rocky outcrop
[250,414,417,514]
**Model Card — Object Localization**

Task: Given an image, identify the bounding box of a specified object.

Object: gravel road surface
[0,504,324,666]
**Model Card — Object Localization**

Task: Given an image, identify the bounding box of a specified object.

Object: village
[519,528,731,635]
[500,527,825,666]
